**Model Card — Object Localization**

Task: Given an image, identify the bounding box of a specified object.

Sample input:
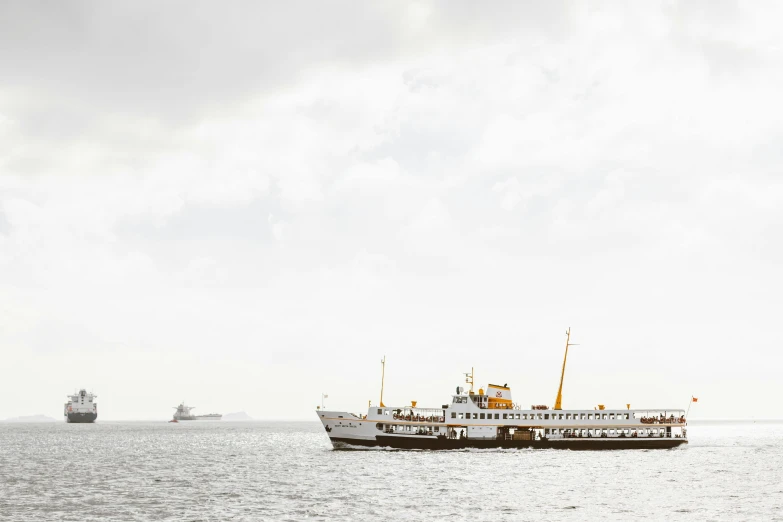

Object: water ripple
[0,421,781,521]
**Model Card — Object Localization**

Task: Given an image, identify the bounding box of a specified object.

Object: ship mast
[379,356,386,407]
[464,367,474,393]
[554,327,578,410]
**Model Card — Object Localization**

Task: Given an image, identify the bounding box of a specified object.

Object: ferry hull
[332,436,688,451]
[66,412,97,424]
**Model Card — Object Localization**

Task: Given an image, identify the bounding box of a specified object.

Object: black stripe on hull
[330,436,687,451]
[66,412,97,423]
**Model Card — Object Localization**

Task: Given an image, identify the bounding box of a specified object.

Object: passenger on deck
[460,429,465,439]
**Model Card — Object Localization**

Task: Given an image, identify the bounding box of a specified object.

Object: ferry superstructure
[64,389,98,423]
[316,330,689,450]
[172,402,222,421]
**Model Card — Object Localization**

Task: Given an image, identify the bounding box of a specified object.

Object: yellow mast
[465,367,474,393]
[379,356,386,407]
[554,327,578,410]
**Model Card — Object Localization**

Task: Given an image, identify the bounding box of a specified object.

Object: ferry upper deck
[369,400,685,432]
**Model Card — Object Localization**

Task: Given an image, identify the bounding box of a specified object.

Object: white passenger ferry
[317,331,689,450]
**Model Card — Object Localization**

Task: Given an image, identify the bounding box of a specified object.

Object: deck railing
[392,413,446,423]
[640,416,686,425]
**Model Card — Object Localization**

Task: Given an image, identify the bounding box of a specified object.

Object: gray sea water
[1,420,781,521]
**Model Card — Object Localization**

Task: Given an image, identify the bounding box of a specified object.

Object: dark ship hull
[66,412,97,423]
[332,435,688,451]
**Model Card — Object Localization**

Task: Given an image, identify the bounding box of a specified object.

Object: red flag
[692,397,698,403]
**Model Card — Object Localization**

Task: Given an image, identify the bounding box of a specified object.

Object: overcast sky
[1,2,781,420]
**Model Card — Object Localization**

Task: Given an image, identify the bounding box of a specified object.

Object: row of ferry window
[546,428,670,436]
[451,412,634,420]
[375,425,672,436]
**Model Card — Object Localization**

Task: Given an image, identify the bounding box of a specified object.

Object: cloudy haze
[1,2,781,420]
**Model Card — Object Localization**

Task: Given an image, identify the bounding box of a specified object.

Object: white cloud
[1,3,782,419]
[268,213,284,241]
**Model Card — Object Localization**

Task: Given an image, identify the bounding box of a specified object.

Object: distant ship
[172,402,222,421]
[64,389,98,423]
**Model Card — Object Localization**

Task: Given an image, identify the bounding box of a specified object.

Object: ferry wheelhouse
[316,331,689,450]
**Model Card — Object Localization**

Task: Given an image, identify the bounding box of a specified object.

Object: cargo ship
[64,389,98,423]
[172,402,222,421]
[316,330,689,450]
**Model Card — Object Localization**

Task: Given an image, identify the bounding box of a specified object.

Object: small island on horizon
[3,414,58,423]
[222,411,254,421]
